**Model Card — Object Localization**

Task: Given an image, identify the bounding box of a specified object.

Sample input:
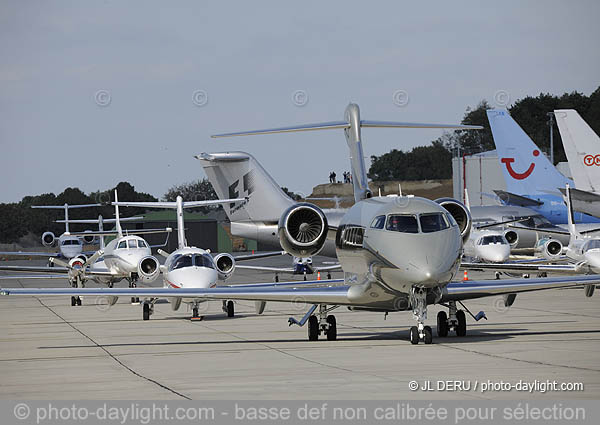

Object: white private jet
[0,191,172,306]
[3,104,600,345]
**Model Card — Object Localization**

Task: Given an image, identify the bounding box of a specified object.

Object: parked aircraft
[3,104,599,346]
[487,108,600,224]
[555,109,600,218]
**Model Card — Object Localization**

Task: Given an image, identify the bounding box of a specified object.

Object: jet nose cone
[584,251,600,270]
[479,245,510,263]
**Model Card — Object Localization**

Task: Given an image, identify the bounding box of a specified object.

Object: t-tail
[113,196,246,250]
[31,202,101,233]
[554,109,600,193]
[487,109,572,197]
[210,103,481,203]
[565,184,581,242]
[196,151,296,223]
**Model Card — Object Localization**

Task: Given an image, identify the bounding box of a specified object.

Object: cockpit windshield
[480,235,507,245]
[419,213,450,233]
[386,215,419,233]
[61,239,81,246]
[127,239,137,249]
[169,253,215,271]
[584,240,600,251]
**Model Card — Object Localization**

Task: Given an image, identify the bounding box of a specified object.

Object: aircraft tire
[76,297,82,306]
[143,303,150,321]
[71,297,76,307]
[326,315,337,341]
[423,326,433,344]
[456,310,467,337]
[308,315,319,341]
[437,311,449,337]
[227,301,235,317]
[409,326,419,345]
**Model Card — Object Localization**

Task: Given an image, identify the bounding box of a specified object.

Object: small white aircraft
[0,191,172,306]
[0,203,102,261]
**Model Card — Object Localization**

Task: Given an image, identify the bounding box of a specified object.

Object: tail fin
[31,203,101,233]
[554,109,600,193]
[114,190,122,238]
[196,152,295,222]
[487,109,571,196]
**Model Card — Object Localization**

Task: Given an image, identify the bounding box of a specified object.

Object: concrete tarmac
[0,257,599,400]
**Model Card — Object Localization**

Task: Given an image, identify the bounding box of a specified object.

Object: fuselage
[57,234,84,259]
[463,230,510,263]
[335,196,462,295]
[101,235,152,277]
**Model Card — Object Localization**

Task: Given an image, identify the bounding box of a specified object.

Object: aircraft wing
[232,251,286,261]
[0,265,116,278]
[460,261,581,274]
[0,275,67,280]
[235,265,295,273]
[443,274,600,301]
[0,251,60,258]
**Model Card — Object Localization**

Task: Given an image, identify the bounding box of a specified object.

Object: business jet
[110,194,283,320]
[3,104,600,346]
[0,203,102,262]
[0,191,171,306]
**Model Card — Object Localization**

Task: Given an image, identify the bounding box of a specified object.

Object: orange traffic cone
[317,271,321,280]
[463,270,468,281]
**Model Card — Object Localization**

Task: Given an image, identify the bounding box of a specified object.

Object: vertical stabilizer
[487,109,572,196]
[555,109,600,193]
[114,190,123,238]
[197,152,295,222]
[565,184,580,241]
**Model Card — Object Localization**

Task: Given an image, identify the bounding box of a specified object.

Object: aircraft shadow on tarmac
[36,327,600,350]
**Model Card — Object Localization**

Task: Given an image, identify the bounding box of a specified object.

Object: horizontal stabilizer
[112,198,246,209]
[494,190,544,207]
[31,204,101,209]
[65,227,172,237]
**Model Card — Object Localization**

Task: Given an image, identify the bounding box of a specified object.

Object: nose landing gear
[409,287,432,345]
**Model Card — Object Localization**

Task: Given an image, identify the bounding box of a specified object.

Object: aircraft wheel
[423,326,433,344]
[71,296,76,307]
[327,273,332,280]
[437,311,449,337]
[143,303,150,321]
[303,275,307,281]
[308,315,319,341]
[227,300,235,317]
[456,310,467,337]
[76,297,82,306]
[192,307,199,318]
[409,326,419,345]
[326,315,337,341]
[275,275,279,283]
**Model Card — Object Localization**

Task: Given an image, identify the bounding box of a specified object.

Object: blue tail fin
[486,109,572,197]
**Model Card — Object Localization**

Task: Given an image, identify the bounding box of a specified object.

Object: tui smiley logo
[500,149,539,180]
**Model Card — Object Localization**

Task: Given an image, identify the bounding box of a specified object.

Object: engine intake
[42,232,56,247]
[434,198,471,243]
[214,253,236,280]
[82,231,97,245]
[504,230,519,247]
[138,256,160,283]
[278,203,328,257]
[535,238,563,260]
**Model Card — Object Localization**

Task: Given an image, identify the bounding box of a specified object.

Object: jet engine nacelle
[278,203,328,257]
[137,255,160,283]
[82,231,97,245]
[504,230,519,247]
[42,232,56,247]
[534,237,563,260]
[434,198,471,243]
[214,253,235,280]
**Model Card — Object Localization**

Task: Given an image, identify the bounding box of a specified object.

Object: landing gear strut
[70,278,82,306]
[129,280,139,304]
[191,301,203,320]
[409,287,432,345]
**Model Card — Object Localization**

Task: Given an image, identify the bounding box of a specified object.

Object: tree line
[368,86,600,181]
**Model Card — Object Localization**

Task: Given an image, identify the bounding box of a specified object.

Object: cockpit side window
[585,240,600,251]
[117,240,127,249]
[370,215,386,229]
[138,240,147,248]
[386,215,419,233]
[419,213,449,233]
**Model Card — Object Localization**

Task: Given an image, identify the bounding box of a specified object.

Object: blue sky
[1,0,599,202]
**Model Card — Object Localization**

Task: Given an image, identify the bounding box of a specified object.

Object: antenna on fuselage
[211,103,482,203]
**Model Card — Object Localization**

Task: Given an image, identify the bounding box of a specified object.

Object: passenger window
[117,241,127,249]
[386,215,419,233]
[370,215,386,229]
[419,213,449,233]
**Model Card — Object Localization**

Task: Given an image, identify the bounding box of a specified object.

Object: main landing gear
[222,300,235,317]
[142,300,156,320]
[436,300,484,338]
[409,287,432,345]
[289,304,338,341]
[69,278,83,306]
